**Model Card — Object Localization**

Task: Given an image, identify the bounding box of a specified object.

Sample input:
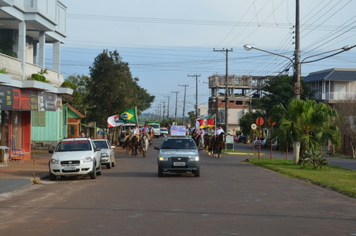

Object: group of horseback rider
[191,125,226,158]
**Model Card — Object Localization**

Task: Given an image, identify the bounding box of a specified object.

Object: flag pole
[214,114,216,134]
[135,106,138,126]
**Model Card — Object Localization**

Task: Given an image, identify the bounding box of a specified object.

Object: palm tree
[271,98,341,164]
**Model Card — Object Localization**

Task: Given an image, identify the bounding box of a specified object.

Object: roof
[304,68,356,82]
[68,104,85,118]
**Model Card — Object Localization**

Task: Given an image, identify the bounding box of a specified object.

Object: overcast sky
[56,0,356,116]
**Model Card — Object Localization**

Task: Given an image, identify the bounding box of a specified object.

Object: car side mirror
[154,147,160,150]
[198,147,204,150]
[95,147,101,152]
[48,150,54,154]
[111,146,116,149]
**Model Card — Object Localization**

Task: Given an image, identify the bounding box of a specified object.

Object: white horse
[141,133,149,158]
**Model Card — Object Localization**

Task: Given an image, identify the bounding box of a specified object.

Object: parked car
[254,137,265,147]
[93,139,116,169]
[48,138,102,181]
[236,135,247,144]
[272,141,279,150]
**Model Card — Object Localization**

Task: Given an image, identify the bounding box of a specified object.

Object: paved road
[0,137,355,236]
[233,142,356,170]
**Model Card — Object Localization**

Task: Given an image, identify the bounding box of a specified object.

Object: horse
[141,133,149,158]
[123,133,133,155]
[213,133,225,158]
[204,134,213,155]
[130,135,143,157]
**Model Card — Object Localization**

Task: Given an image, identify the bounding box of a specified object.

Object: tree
[239,110,266,140]
[62,74,90,115]
[270,98,341,164]
[334,97,356,158]
[84,50,154,127]
[256,75,314,115]
[188,111,196,127]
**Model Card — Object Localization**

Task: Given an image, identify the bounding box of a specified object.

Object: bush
[0,68,7,74]
[299,149,329,169]
[29,73,49,83]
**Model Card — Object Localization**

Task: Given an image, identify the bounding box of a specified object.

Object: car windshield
[93,141,108,149]
[161,139,196,149]
[151,124,159,129]
[56,140,92,152]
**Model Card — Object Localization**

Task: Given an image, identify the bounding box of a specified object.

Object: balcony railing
[0,53,63,88]
[313,92,355,101]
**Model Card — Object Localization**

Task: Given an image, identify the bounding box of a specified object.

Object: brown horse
[130,134,143,157]
[214,133,225,158]
[148,129,154,145]
[123,133,133,155]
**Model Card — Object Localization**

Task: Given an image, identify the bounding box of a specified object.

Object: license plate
[174,162,185,166]
[64,166,76,171]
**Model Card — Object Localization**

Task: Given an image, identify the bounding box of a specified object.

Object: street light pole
[187,74,201,119]
[214,48,233,134]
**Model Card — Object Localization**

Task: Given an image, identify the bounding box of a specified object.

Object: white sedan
[93,139,116,169]
[48,138,102,180]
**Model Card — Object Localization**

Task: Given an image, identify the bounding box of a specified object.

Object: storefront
[0,85,62,161]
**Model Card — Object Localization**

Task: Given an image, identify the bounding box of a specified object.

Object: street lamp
[243,44,355,97]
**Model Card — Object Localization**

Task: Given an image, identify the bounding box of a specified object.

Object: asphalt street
[0,137,355,236]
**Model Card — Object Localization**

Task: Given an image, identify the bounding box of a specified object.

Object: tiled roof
[304,68,356,82]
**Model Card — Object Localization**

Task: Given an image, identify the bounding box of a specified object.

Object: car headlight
[83,157,94,163]
[159,157,168,161]
[101,153,109,157]
[50,158,59,164]
[190,156,199,161]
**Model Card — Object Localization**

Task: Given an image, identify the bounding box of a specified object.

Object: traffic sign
[251,124,257,130]
[256,117,264,126]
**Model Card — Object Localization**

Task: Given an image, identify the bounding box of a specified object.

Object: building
[304,68,356,154]
[207,74,267,134]
[0,0,72,161]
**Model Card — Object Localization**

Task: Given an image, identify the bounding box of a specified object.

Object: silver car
[155,136,201,177]
[93,139,116,169]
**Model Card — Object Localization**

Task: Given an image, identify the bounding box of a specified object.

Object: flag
[197,114,215,128]
[107,107,138,127]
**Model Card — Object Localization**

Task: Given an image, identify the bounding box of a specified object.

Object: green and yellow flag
[117,107,138,123]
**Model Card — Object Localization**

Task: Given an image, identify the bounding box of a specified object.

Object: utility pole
[294,0,301,99]
[162,102,166,120]
[179,84,189,125]
[164,96,170,119]
[213,48,233,135]
[171,91,179,124]
[187,74,201,119]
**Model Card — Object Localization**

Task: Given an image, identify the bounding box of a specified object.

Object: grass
[248,158,356,198]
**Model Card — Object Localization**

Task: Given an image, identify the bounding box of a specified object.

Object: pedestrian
[133,125,140,135]
[80,130,86,137]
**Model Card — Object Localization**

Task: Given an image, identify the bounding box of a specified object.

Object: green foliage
[257,75,314,115]
[238,110,266,137]
[64,74,90,115]
[188,111,196,126]
[270,98,341,161]
[84,49,154,127]
[0,68,7,74]
[299,149,329,169]
[30,73,49,83]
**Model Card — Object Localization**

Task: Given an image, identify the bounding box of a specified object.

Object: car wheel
[107,162,111,169]
[158,167,163,177]
[97,160,102,176]
[194,167,200,177]
[49,171,56,181]
[90,162,97,179]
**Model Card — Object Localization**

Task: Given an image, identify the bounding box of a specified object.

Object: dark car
[154,136,201,177]
[236,135,247,144]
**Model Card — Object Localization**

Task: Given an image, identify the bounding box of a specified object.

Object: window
[235,101,243,105]
[69,125,76,136]
[32,111,46,126]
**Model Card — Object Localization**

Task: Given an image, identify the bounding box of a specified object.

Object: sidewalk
[0,152,51,194]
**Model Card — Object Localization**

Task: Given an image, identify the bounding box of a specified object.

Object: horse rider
[141,123,151,142]
[215,125,225,135]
